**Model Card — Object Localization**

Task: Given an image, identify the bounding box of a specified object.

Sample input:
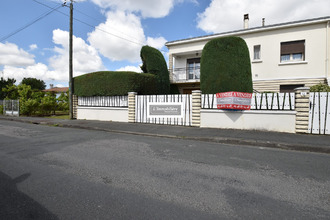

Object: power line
[31,0,170,51]
[0,5,63,42]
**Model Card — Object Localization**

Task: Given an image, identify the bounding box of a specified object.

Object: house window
[187,58,200,80]
[253,45,261,60]
[280,40,305,63]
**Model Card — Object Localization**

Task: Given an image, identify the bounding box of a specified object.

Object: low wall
[77,106,128,122]
[201,109,296,133]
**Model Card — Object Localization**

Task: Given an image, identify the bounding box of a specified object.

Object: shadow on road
[0,171,58,220]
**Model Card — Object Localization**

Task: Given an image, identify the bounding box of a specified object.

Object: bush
[40,93,57,115]
[140,46,170,94]
[0,105,3,115]
[57,92,69,111]
[310,83,330,92]
[20,99,39,116]
[200,36,253,94]
[74,71,157,97]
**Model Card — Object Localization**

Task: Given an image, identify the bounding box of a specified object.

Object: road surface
[0,120,329,219]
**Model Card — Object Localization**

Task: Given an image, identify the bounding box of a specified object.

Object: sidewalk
[1,115,329,154]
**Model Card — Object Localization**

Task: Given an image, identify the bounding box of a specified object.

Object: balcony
[171,67,200,83]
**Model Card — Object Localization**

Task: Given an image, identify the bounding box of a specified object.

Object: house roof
[43,87,69,93]
[165,16,330,46]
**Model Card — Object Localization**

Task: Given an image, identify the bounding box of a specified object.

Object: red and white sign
[216,91,252,110]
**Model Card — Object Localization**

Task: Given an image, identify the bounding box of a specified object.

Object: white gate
[135,94,192,126]
[308,92,330,135]
[3,100,19,116]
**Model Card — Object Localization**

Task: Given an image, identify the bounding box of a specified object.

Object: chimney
[244,14,249,29]
[262,18,265,27]
[50,84,54,89]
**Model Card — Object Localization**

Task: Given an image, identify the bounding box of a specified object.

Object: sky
[1,0,330,88]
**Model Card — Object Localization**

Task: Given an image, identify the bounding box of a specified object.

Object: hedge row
[74,71,157,96]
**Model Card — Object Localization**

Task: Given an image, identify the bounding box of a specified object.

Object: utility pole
[69,0,74,119]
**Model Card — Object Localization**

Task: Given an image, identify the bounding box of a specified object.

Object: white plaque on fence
[147,102,183,118]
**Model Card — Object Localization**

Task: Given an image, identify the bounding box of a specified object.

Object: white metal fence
[3,100,19,116]
[78,96,128,107]
[202,93,295,110]
[308,92,330,135]
[135,94,192,126]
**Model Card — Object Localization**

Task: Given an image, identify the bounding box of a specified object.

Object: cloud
[49,29,105,81]
[2,29,105,83]
[116,65,142,72]
[0,42,35,67]
[88,10,167,63]
[197,0,330,33]
[90,0,175,18]
[29,44,38,51]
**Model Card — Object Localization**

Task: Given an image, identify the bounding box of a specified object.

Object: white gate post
[294,87,310,133]
[128,92,137,123]
[192,90,201,127]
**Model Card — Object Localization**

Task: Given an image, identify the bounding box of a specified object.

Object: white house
[165,15,330,93]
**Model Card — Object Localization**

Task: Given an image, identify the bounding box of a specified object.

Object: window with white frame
[280,40,305,63]
[187,58,200,80]
[253,45,261,60]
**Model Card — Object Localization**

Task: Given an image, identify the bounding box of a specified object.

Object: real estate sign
[147,102,183,118]
[216,92,252,110]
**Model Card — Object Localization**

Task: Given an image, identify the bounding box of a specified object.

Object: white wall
[201,109,296,133]
[77,107,128,122]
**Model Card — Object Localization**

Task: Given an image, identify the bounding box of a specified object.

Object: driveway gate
[308,92,330,134]
[135,94,192,126]
[3,100,19,116]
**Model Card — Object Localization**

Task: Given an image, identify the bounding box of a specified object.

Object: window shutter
[281,40,305,55]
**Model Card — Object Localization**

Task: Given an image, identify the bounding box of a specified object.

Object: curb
[1,116,330,154]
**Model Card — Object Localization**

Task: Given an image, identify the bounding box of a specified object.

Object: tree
[21,77,46,91]
[0,77,16,99]
[200,37,253,93]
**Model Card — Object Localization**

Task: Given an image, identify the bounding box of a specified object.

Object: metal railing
[171,67,200,82]
[78,96,128,107]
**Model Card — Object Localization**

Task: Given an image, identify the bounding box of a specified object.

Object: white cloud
[197,0,330,33]
[0,42,35,67]
[88,10,167,63]
[29,44,38,51]
[146,37,167,50]
[116,65,142,72]
[49,29,105,81]
[2,29,105,83]
[90,0,175,18]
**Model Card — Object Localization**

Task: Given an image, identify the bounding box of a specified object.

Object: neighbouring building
[165,15,330,93]
[43,84,69,98]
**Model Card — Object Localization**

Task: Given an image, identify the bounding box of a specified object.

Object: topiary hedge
[140,45,170,94]
[74,71,157,96]
[200,36,253,94]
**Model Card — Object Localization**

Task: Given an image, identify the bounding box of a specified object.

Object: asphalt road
[0,120,329,219]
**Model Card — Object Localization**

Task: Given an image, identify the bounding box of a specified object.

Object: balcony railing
[171,67,200,82]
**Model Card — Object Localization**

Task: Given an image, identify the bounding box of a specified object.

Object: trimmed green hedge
[74,71,157,96]
[140,46,170,94]
[201,36,253,93]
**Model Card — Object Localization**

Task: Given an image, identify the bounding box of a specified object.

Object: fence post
[128,92,137,123]
[192,90,201,127]
[72,95,78,119]
[294,87,310,133]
